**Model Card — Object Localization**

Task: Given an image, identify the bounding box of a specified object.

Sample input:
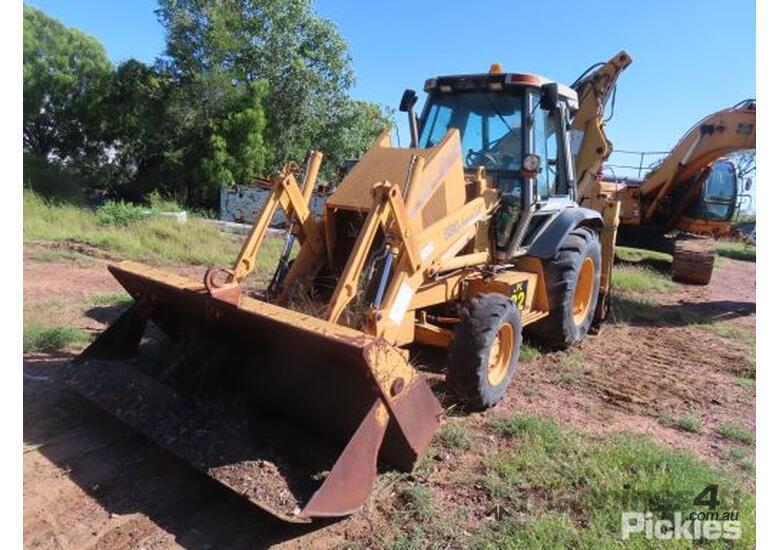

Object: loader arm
[227,152,323,284]
[639,99,755,222]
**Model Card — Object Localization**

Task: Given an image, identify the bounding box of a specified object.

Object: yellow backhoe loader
[67,51,631,522]
[581,100,756,284]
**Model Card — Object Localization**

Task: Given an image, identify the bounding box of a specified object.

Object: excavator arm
[639,99,756,223]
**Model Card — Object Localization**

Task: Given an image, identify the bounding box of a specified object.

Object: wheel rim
[572,257,596,326]
[487,322,514,386]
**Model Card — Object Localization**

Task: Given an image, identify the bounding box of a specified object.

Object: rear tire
[528,225,601,349]
[447,294,522,410]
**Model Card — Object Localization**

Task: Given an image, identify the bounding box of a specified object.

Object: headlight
[522,154,540,172]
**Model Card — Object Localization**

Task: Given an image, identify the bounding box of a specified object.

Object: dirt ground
[23,246,756,549]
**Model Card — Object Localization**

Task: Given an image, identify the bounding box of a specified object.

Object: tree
[23,5,112,165]
[155,0,390,178]
[729,150,755,180]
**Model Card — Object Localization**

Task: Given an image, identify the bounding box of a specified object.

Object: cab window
[530,93,563,199]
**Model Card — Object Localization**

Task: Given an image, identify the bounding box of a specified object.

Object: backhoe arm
[571,51,633,203]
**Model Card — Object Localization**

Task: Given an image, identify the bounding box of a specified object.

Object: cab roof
[424,72,579,111]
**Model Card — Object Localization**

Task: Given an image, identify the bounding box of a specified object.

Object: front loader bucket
[67,261,442,523]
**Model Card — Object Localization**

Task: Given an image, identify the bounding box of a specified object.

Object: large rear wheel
[528,225,601,348]
[447,294,522,410]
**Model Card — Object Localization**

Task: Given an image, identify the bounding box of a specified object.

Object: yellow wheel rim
[572,257,595,326]
[487,322,514,386]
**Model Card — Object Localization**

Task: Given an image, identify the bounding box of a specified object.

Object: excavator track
[671,237,716,285]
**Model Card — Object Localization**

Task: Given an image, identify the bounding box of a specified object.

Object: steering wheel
[466,149,500,168]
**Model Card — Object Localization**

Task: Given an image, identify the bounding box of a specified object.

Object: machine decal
[510,280,529,310]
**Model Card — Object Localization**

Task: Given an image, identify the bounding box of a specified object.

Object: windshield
[418,91,525,171]
[684,161,738,221]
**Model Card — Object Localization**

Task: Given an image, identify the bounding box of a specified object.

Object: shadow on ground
[23,355,345,549]
[612,297,755,327]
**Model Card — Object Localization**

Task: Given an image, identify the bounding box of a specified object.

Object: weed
[735,376,756,389]
[717,423,755,446]
[23,324,89,352]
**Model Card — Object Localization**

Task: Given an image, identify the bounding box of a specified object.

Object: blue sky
[30,0,755,176]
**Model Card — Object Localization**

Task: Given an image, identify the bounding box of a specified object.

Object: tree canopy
[23,1,392,207]
[23,5,112,165]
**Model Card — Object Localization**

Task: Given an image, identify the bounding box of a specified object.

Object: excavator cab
[681,159,739,224]
[412,68,581,257]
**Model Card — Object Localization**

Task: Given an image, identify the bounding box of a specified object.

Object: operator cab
[683,159,739,222]
[408,66,580,256]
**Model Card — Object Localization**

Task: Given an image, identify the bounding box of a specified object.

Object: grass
[23,324,90,352]
[717,423,755,446]
[435,420,472,451]
[519,344,541,361]
[24,190,283,271]
[86,292,134,307]
[615,246,672,264]
[555,350,584,385]
[466,414,755,548]
[735,377,756,389]
[729,447,755,473]
[716,240,756,262]
[611,264,674,293]
[659,413,702,434]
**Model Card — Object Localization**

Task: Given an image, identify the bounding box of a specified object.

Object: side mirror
[540,82,559,111]
[744,177,753,191]
[399,89,418,113]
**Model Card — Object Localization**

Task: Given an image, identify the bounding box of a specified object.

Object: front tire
[528,225,601,348]
[447,294,522,410]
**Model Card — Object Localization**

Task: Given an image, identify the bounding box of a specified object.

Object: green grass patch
[615,246,672,264]
[24,190,284,271]
[671,414,703,434]
[519,344,541,361]
[96,200,148,226]
[658,413,702,434]
[716,240,755,262]
[554,350,584,385]
[435,420,472,451]
[86,292,133,307]
[23,324,89,353]
[735,377,756,389]
[395,484,435,522]
[612,264,674,293]
[717,423,755,446]
[470,414,755,548]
